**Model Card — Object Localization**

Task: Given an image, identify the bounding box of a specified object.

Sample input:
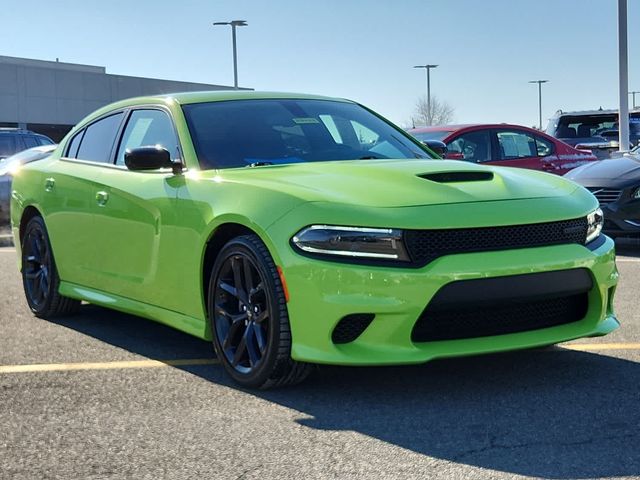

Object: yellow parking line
[0,358,218,374]
[2,345,640,375]
[563,343,640,351]
[617,258,640,262]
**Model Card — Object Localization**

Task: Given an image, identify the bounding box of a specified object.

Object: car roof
[74,91,356,130]
[98,90,349,110]
[408,124,539,134]
[0,128,41,135]
[552,108,640,117]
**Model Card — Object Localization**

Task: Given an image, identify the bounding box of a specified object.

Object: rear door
[43,112,125,288]
[490,128,559,173]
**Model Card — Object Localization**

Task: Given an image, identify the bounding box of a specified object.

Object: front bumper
[277,235,618,366]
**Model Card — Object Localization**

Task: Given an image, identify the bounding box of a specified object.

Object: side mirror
[124,146,183,175]
[421,140,448,157]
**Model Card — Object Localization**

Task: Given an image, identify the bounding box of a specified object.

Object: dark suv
[0,128,54,160]
[546,109,640,159]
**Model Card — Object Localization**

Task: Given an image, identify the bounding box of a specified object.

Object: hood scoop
[419,171,494,183]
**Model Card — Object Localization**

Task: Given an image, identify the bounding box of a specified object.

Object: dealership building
[0,55,245,141]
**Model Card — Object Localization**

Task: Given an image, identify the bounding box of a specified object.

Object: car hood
[565,155,640,188]
[210,159,578,208]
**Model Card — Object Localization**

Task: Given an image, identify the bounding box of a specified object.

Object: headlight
[633,187,640,200]
[586,208,603,244]
[291,225,410,262]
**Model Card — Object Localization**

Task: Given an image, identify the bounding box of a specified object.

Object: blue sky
[2,0,638,128]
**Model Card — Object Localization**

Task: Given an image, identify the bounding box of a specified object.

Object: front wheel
[21,216,80,318]
[208,235,312,389]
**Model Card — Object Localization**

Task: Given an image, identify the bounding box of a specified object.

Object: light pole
[213,20,248,89]
[618,0,629,151]
[528,80,549,130]
[413,64,438,125]
[629,91,639,109]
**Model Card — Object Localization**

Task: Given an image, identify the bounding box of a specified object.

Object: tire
[208,234,312,389]
[21,216,80,318]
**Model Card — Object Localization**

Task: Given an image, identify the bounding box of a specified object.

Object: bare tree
[411,95,455,126]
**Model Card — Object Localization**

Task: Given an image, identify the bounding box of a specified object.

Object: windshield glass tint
[182,99,432,169]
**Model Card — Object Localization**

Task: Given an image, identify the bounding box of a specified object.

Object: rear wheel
[208,235,312,389]
[21,216,80,318]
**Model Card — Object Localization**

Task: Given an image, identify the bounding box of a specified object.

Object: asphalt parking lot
[1,242,639,480]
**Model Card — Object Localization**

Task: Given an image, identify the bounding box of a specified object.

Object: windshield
[410,131,451,142]
[182,99,433,169]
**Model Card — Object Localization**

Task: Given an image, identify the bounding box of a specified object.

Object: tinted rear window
[76,113,124,163]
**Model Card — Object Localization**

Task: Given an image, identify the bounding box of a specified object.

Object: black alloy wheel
[21,216,80,318]
[208,235,312,388]
[214,252,269,374]
[23,222,51,310]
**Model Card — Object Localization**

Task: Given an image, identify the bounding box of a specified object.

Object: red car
[408,124,597,175]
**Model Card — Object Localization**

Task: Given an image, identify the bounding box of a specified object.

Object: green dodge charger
[10,91,618,388]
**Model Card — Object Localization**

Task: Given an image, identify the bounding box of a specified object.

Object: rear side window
[0,136,15,157]
[496,130,555,159]
[37,136,54,146]
[115,109,179,166]
[76,113,124,163]
[496,131,537,159]
[23,137,39,149]
[534,135,554,157]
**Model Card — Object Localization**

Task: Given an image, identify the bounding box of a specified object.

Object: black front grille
[411,269,592,342]
[586,187,622,205]
[404,217,587,266]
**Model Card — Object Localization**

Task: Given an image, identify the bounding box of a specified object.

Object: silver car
[0,144,57,225]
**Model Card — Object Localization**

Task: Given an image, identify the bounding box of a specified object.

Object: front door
[89,108,184,310]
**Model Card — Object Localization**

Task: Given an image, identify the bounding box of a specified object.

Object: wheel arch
[200,219,284,331]
[19,205,44,244]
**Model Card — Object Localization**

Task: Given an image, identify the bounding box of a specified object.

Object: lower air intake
[412,269,592,342]
[332,314,375,344]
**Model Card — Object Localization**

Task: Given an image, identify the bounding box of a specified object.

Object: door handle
[95,191,109,206]
[44,178,55,192]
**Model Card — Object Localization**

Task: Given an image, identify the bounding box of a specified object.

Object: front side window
[182,99,432,169]
[448,130,491,163]
[76,113,124,163]
[115,109,179,166]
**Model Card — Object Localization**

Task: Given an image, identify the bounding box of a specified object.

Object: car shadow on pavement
[55,304,640,479]
[615,237,640,257]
